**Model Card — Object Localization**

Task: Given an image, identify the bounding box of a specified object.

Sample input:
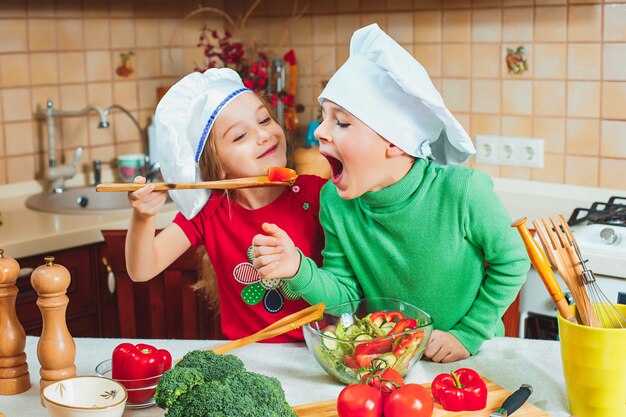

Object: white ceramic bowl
[42,376,127,417]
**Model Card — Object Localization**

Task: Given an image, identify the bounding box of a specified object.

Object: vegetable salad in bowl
[303,298,433,385]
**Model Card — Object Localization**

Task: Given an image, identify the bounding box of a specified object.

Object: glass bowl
[303,297,433,385]
[95,359,163,409]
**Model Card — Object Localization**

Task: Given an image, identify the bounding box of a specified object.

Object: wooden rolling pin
[512,218,577,323]
[96,167,298,192]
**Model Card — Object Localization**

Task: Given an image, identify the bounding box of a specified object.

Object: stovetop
[568,196,626,227]
[567,196,626,278]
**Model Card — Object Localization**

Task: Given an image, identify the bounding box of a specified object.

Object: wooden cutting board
[291,379,550,417]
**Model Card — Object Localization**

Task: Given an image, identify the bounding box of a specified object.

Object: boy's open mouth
[322,153,344,181]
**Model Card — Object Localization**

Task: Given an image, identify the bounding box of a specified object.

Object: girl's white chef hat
[319,24,476,165]
[156,68,251,219]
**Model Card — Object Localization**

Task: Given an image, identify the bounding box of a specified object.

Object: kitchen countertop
[0,177,178,259]
[0,335,571,417]
[1,174,623,260]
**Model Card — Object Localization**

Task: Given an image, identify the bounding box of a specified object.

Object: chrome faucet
[36,99,156,192]
[36,99,106,192]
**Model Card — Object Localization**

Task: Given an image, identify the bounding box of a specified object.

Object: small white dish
[42,376,127,417]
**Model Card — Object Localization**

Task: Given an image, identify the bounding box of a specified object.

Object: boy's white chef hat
[156,68,251,219]
[319,24,476,164]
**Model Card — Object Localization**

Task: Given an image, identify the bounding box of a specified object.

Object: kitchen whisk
[572,240,626,329]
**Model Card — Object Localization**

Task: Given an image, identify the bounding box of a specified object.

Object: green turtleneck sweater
[287,159,530,354]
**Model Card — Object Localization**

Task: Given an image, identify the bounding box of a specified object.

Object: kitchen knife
[489,384,533,417]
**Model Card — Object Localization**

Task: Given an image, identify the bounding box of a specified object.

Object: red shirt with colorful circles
[174,174,326,342]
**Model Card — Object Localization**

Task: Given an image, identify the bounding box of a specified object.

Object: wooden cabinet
[14,231,519,339]
[503,293,521,337]
[14,232,223,340]
[99,230,223,340]
[16,245,102,337]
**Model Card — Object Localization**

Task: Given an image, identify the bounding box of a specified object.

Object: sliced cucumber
[373,352,397,369]
[344,324,361,340]
[321,330,339,350]
[354,333,375,341]
[380,322,396,335]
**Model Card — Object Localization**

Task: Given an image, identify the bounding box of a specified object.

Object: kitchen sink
[25,186,131,214]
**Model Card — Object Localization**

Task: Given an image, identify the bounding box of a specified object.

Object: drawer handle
[19,267,34,279]
[102,257,115,294]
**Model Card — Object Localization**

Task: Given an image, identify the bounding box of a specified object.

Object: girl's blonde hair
[193,93,294,307]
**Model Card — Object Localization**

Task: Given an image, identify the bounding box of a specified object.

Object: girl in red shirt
[125,68,326,342]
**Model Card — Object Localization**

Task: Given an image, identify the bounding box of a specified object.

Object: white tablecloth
[0,336,570,417]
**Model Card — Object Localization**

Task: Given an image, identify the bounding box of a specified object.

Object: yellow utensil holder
[557,304,626,417]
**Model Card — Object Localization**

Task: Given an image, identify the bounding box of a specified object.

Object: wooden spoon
[175,302,326,361]
[96,167,298,192]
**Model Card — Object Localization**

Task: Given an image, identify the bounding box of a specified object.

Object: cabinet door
[16,245,101,337]
[100,230,223,340]
[502,292,521,337]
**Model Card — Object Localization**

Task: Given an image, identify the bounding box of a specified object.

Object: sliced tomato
[344,355,361,369]
[267,166,297,182]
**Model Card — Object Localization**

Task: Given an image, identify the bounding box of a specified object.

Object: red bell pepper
[431,368,488,411]
[112,342,172,404]
[369,311,405,326]
[353,338,393,368]
[392,331,424,356]
[388,318,417,335]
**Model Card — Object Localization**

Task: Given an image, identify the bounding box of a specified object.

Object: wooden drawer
[16,245,100,337]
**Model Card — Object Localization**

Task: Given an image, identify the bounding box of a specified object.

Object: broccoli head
[156,349,296,417]
[164,371,295,417]
[154,366,203,409]
[176,349,245,382]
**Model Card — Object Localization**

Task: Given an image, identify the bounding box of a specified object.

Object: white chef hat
[319,24,475,164]
[156,68,252,219]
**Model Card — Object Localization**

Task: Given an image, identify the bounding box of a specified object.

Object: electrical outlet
[499,137,520,166]
[475,135,499,165]
[518,138,544,168]
[473,135,545,167]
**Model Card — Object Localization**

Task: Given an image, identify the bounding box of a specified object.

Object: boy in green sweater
[252,24,530,362]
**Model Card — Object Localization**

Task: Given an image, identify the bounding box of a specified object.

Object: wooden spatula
[175,302,325,362]
[210,302,325,355]
[96,167,298,192]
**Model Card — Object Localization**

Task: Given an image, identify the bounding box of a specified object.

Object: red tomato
[361,368,404,398]
[267,166,297,182]
[384,383,434,417]
[337,384,383,417]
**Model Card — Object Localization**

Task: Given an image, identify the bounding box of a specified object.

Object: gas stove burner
[568,196,626,227]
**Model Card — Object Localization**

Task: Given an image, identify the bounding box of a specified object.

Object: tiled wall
[0,0,625,191]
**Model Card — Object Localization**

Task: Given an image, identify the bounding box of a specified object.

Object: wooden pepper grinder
[30,256,76,397]
[0,249,31,394]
